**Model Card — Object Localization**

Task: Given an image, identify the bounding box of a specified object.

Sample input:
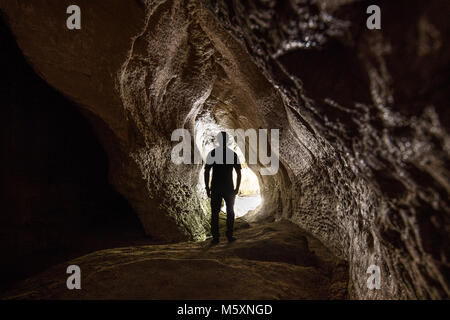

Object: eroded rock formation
[1,0,448,299]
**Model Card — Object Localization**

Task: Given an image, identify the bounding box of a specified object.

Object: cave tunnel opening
[222,147,262,218]
[194,124,268,223]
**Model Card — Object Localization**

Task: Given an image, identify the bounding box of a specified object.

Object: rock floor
[2,220,348,300]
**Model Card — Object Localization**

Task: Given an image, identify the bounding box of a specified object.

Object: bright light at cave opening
[221,151,262,218]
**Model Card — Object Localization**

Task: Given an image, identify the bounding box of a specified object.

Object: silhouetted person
[204,132,241,244]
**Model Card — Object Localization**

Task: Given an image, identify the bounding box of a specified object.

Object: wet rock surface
[1,221,348,300]
[0,0,448,299]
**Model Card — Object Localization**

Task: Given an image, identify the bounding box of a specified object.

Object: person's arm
[234,154,241,195]
[204,152,213,197]
[204,164,212,197]
[234,166,241,195]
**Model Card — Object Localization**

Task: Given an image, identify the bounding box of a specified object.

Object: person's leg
[210,192,222,242]
[224,192,236,241]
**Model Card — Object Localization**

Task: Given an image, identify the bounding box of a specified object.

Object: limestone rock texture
[1,0,448,299]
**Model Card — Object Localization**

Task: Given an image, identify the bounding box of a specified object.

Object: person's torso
[210,148,238,192]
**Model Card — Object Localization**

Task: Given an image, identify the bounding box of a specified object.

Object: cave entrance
[196,127,263,220]
[221,148,262,218]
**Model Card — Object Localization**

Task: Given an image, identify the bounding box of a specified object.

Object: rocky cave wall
[207,0,449,299]
[0,13,145,291]
[1,0,448,299]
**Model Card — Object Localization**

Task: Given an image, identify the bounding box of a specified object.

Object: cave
[0,0,448,300]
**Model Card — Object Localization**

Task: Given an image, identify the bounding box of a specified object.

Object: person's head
[217,131,229,147]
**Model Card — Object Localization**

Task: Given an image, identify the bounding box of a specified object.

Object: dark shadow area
[0,14,148,293]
